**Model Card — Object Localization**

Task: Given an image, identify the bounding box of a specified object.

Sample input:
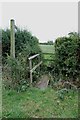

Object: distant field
[39,44,55,65]
[39,44,55,54]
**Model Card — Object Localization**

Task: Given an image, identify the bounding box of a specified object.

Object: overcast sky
[2,2,78,42]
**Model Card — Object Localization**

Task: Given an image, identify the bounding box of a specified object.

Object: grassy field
[39,44,54,65]
[2,87,78,118]
[39,44,55,54]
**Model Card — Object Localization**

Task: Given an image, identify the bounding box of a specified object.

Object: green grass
[39,44,55,66]
[2,87,78,118]
[39,44,55,54]
[43,54,53,60]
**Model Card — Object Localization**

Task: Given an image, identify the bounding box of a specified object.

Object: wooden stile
[28,54,42,85]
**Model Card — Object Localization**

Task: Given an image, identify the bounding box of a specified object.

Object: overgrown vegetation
[51,32,80,88]
[2,29,80,90]
[2,28,43,91]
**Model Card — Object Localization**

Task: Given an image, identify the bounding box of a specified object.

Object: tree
[2,28,42,61]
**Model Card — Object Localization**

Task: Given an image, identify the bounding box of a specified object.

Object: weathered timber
[10,19,15,58]
[28,54,39,60]
[30,61,42,73]
[28,54,42,85]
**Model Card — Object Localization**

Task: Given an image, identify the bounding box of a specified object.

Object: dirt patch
[36,74,50,89]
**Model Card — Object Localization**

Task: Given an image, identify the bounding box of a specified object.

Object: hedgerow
[2,28,43,91]
[51,32,80,87]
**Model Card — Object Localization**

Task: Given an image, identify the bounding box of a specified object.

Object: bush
[51,32,80,85]
[3,55,29,91]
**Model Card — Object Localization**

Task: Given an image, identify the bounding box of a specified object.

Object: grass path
[2,87,78,118]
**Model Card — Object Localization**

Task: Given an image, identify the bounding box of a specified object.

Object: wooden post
[29,60,32,84]
[10,19,15,58]
[38,55,40,72]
